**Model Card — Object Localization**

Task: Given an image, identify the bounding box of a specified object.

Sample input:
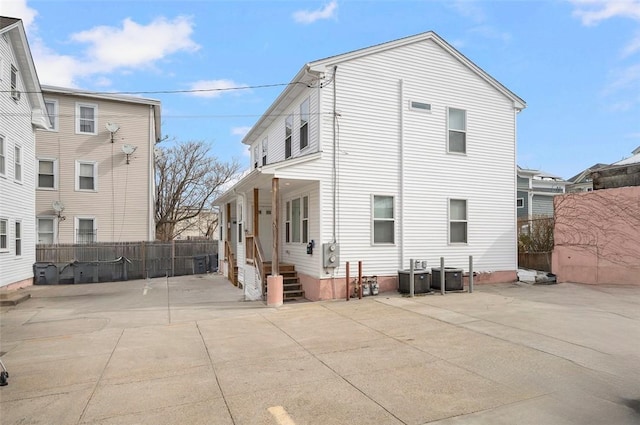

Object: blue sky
[3,0,640,179]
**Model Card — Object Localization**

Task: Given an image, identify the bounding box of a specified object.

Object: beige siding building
[35,86,161,244]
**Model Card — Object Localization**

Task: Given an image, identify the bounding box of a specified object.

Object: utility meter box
[323,243,340,268]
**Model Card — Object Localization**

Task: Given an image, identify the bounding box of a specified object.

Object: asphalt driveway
[1,274,639,424]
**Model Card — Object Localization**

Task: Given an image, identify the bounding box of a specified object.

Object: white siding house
[215,31,526,301]
[0,17,49,289]
[35,86,161,244]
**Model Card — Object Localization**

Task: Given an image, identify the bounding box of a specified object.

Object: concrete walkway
[0,274,639,424]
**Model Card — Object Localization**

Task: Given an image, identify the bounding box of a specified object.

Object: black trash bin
[33,263,59,285]
[208,254,218,272]
[397,270,431,294]
[193,255,207,274]
[431,267,463,291]
[73,262,99,284]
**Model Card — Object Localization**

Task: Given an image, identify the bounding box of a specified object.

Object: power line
[0,81,312,96]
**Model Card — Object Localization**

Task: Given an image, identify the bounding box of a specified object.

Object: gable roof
[0,16,48,129]
[568,163,608,183]
[242,30,526,146]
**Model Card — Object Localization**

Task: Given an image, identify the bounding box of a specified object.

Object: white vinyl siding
[37,158,57,189]
[37,217,55,244]
[76,103,98,135]
[253,145,259,169]
[75,160,97,191]
[372,195,394,244]
[449,199,468,244]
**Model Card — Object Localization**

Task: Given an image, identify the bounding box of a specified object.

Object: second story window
[253,145,259,169]
[45,99,58,130]
[10,65,19,100]
[14,145,22,182]
[76,103,98,135]
[262,137,268,166]
[285,114,292,159]
[76,161,97,191]
[0,135,5,177]
[38,159,57,189]
[448,108,467,154]
[300,98,309,150]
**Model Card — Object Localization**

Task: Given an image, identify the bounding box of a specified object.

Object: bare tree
[155,140,240,241]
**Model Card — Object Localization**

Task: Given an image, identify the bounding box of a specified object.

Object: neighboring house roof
[242,30,527,146]
[518,166,566,182]
[0,16,48,129]
[41,85,162,142]
[568,163,608,183]
[612,146,640,166]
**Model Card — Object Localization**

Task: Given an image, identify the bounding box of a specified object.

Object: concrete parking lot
[1,274,639,424]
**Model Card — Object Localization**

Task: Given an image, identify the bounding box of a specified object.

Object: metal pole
[409,258,415,298]
[358,260,363,299]
[469,255,474,293]
[440,257,445,295]
[346,261,350,301]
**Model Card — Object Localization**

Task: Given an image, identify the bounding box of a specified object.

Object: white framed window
[44,99,58,131]
[448,107,467,154]
[253,145,259,169]
[38,158,57,189]
[15,220,22,256]
[372,195,394,244]
[14,144,22,182]
[517,198,524,208]
[0,218,8,251]
[37,217,55,244]
[299,98,309,150]
[75,102,98,135]
[449,199,468,244]
[409,100,432,112]
[0,134,5,177]
[285,195,309,244]
[75,217,96,244]
[285,114,293,159]
[262,137,268,166]
[10,64,19,101]
[75,160,97,191]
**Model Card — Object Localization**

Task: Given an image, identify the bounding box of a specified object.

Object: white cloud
[570,0,640,25]
[622,31,640,57]
[231,126,251,137]
[293,0,338,24]
[604,63,640,94]
[20,9,200,87]
[71,17,199,73]
[450,0,486,23]
[2,0,38,31]
[187,79,249,98]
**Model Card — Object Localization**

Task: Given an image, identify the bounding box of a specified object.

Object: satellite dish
[52,200,65,212]
[121,144,137,155]
[105,122,120,133]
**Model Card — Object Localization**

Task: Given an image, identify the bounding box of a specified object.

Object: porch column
[253,188,259,236]
[267,177,283,307]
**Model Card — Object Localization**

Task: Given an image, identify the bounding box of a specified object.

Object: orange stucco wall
[552,186,640,285]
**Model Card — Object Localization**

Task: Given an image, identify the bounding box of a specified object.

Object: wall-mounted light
[122,144,137,164]
[105,122,120,143]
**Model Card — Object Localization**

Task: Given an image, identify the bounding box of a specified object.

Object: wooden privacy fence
[35,240,218,283]
[518,252,552,273]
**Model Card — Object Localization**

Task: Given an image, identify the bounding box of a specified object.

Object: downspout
[399,79,405,270]
[149,105,155,241]
[332,65,338,243]
[514,106,520,271]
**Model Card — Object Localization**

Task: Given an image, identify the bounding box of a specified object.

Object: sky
[2,0,640,179]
